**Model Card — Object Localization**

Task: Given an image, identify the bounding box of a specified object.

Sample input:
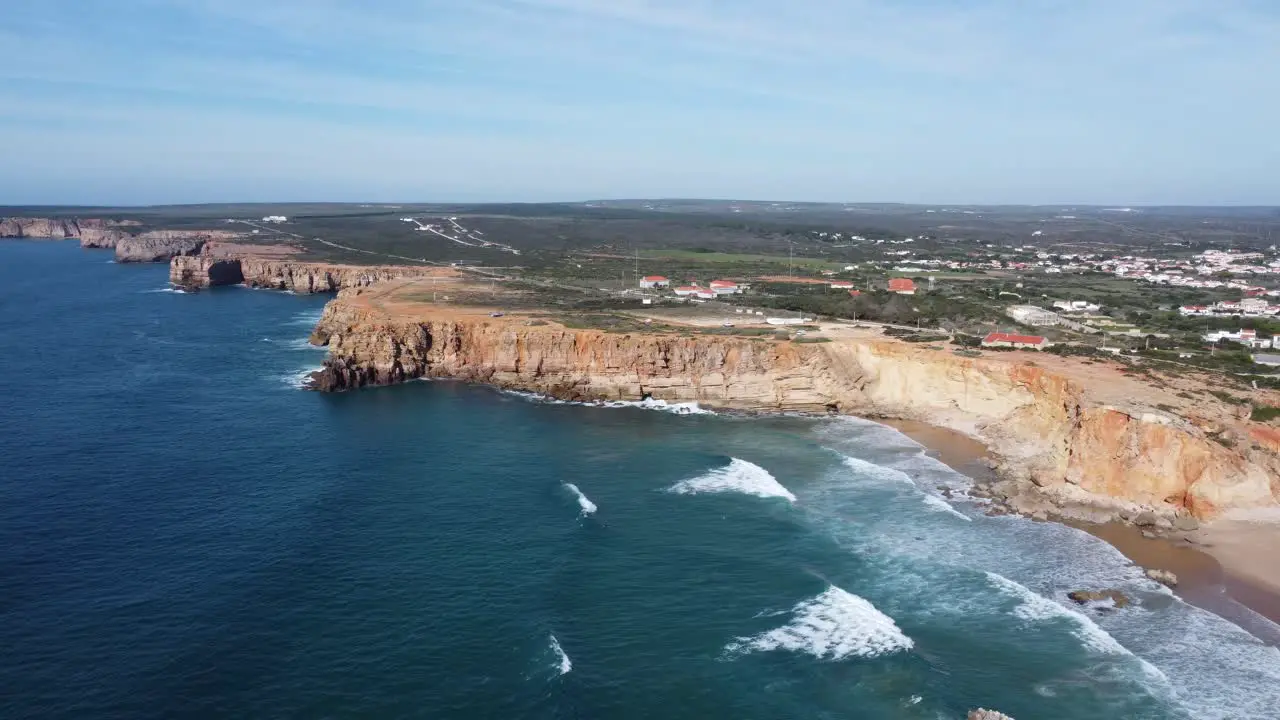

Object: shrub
[1251,406,1280,423]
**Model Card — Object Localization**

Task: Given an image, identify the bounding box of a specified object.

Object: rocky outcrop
[1067,589,1131,608]
[170,254,438,293]
[0,217,132,246]
[113,231,238,263]
[304,298,1280,520]
[0,217,224,257]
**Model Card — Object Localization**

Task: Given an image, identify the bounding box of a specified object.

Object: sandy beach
[882,418,1280,645]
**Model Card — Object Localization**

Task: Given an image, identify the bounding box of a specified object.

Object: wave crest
[727,585,913,660]
[564,483,597,516]
[669,459,795,502]
[548,634,572,675]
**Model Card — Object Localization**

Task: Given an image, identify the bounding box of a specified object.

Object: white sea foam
[548,634,572,675]
[601,397,713,415]
[141,287,188,294]
[838,454,917,487]
[288,310,325,326]
[727,585,913,660]
[921,494,971,521]
[669,459,795,502]
[261,337,324,351]
[280,366,323,390]
[985,572,1136,658]
[564,483,597,516]
[500,390,713,415]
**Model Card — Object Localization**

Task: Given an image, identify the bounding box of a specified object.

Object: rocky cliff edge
[305,293,1280,522]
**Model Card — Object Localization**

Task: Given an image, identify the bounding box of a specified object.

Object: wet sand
[880,418,1280,644]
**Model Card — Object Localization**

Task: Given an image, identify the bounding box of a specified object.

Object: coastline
[882,417,1280,643]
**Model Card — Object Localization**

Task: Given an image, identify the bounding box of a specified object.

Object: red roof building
[639,275,670,288]
[981,332,1050,349]
[888,278,916,294]
[848,289,862,297]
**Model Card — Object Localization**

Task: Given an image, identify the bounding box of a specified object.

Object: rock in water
[1173,515,1200,532]
[1067,589,1132,608]
[1145,568,1179,587]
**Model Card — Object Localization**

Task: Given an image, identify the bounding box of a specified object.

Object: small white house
[262,215,288,223]
[640,275,670,289]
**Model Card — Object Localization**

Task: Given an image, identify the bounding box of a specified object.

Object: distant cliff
[0,217,134,247]
[114,231,240,263]
[306,295,1280,521]
[1,217,238,261]
[171,254,440,293]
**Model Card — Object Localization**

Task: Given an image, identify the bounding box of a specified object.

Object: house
[673,286,700,297]
[261,215,288,223]
[888,278,916,295]
[1254,354,1280,367]
[694,289,718,300]
[848,289,862,297]
[1006,305,1061,327]
[981,332,1050,350]
[639,275,670,289]
[830,281,855,290]
[709,280,741,295]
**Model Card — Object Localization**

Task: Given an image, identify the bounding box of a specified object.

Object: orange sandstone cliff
[305,293,1280,521]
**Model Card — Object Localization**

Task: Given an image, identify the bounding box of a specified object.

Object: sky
[2,0,1278,206]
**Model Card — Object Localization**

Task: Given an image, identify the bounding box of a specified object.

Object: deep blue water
[2,241,1280,719]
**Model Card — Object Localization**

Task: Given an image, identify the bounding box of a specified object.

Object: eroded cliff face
[0,217,220,257]
[114,231,239,263]
[170,254,440,293]
[1,217,132,245]
[306,297,1280,520]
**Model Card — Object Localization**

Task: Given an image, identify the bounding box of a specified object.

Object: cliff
[170,254,441,293]
[114,230,239,263]
[305,295,1280,521]
[0,217,229,259]
[1,217,133,247]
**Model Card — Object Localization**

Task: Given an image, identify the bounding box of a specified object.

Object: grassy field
[639,248,841,269]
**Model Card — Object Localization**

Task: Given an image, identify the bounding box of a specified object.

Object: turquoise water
[2,241,1279,719]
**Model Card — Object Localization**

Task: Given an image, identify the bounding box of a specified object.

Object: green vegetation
[1251,406,1280,423]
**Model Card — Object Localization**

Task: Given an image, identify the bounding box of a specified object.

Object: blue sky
[2,0,1278,205]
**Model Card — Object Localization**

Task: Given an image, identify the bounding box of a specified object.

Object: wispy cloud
[1,0,1278,204]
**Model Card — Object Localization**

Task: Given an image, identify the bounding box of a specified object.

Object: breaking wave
[279,366,322,390]
[986,573,1140,658]
[141,287,189,294]
[501,390,712,415]
[260,337,324,351]
[838,453,917,486]
[564,483,597,516]
[727,585,913,660]
[669,459,795,502]
[287,310,325,326]
[921,494,971,521]
[548,634,572,675]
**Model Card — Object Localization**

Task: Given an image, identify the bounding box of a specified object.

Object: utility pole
[789,241,794,278]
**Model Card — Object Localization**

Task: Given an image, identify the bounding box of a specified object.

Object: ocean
[2,240,1279,719]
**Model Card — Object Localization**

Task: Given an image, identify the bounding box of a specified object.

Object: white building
[262,215,288,223]
[1006,305,1062,327]
[639,275,670,289]
[1052,300,1101,313]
